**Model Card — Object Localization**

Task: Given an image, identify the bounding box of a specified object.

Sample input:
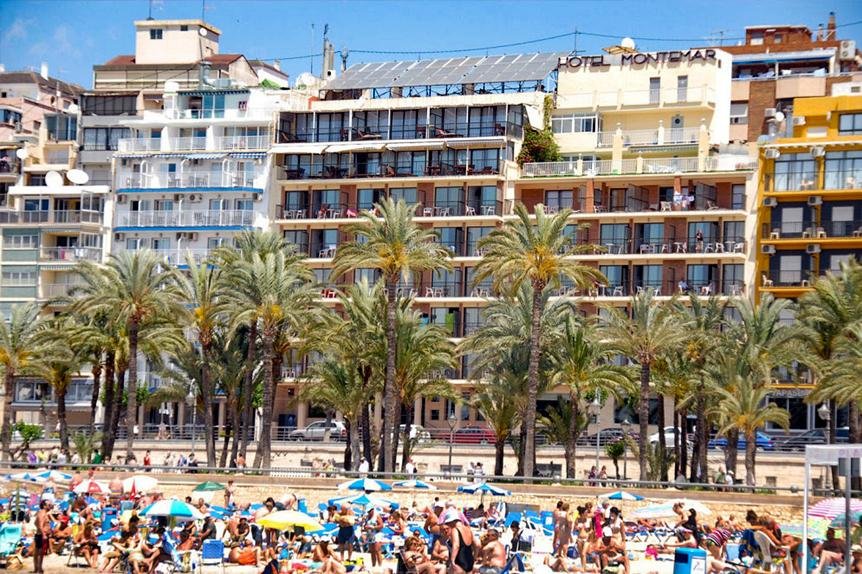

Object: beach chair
[200,539,225,573]
[0,523,23,567]
[501,551,526,574]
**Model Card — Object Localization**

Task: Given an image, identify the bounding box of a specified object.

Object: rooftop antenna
[147,0,154,20]
[710,30,730,45]
[340,47,349,72]
[310,23,315,75]
[201,0,206,21]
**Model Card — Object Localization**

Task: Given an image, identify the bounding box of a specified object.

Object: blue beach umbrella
[30,470,72,482]
[140,499,203,520]
[456,482,511,496]
[338,478,391,492]
[602,490,644,501]
[328,493,399,509]
[393,479,437,490]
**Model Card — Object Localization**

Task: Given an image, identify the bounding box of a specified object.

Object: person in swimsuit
[362,507,384,567]
[575,506,592,570]
[554,502,572,557]
[34,500,51,574]
[75,521,101,568]
[335,504,356,562]
[445,509,475,574]
[404,535,445,574]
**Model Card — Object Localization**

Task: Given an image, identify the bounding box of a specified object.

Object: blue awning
[229,152,267,159]
[186,153,227,160]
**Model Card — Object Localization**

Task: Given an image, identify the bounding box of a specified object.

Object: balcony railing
[565,86,715,108]
[823,170,862,191]
[170,136,208,151]
[763,222,817,239]
[119,210,255,227]
[118,138,163,153]
[216,135,270,150]
[590,237,746,255]
[522,155,753,178]
[0,211,49,224]
[40,246,102,262]
[53,210,103,224]
[41,283,85,299]
[279,121,523,144]
[119,171,260,189]
[761,270,812,288]
[154,248,216,266]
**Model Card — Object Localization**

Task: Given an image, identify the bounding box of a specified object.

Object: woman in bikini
[445,511,475,574]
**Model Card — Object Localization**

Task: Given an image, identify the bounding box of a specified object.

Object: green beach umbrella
[193,481,226,492]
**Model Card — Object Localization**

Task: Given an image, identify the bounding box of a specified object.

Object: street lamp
[186,389,197,455]
[447,412,457,477]
[589,396,602,472]
[621,418,632,481]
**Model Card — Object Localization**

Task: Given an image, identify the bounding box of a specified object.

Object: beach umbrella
[783,518,830,539]
[456,482,511,496]
[123,475,159,494]
[809,498,862,519]
[631,503,680,520]
[193,481,226,493]
[140,499,203,520]
[829,511,862,528]
[30,470,72,483]
[393,479,437,491]
[8,472,45,484]
[74,479,109,495]
[337,478,391,492]
[256,510,324,532]
[675,499,712,516]
[327,493,399,509]
[601,490,644,501]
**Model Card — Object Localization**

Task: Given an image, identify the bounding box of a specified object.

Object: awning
[115,153,153,158]
[269,143,329,155]
[762,140,859,149]
[185,153,226,160]
[630,144,698,153]
[179,89,250,97]
[229,152,267,159]
[445,136,506,149]
[524,105,544,129]
[324,141,388,153]
[386,140,445,151]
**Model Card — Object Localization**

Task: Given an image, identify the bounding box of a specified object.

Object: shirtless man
[34,500,52,574]
[478,529,507,574]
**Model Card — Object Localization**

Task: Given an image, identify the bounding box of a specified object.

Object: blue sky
[1,0,861,88]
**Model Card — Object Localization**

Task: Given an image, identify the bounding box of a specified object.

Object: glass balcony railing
[119,210,255,227]
[40,246,102,262]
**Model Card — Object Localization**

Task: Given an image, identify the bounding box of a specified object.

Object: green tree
[602,290,683,481]
[473,372,523,475]
[71,250,187,459]
[0,304,48,460]
[475,203,603,477]
[332,198,451,472]
[605,440,626,479]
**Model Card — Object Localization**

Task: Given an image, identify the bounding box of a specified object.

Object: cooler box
[673,547,707,574]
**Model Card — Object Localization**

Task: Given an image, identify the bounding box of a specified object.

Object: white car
[288,420,347,441]
[648,426,684,445]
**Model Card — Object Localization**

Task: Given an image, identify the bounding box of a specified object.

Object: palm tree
[473,372,523,475]
[0,304,48,460]
[332,197,451,472]
[474,203,604,477]
[547,318,632,478]
[222,250,317,469]
[711,367,789,486]
[71,250,187,459]
[810,323,862,407]
[602,290,683,481]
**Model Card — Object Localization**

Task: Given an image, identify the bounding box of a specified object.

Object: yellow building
[757,94,862,302]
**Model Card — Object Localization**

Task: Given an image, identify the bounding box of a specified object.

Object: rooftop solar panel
[325,52,566,91]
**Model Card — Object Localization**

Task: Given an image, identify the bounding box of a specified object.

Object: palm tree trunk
[360,401,372,468]
[229,393,241,466]
[851,403,861,491]
[695,393,708,482]
[106,367,126,459]
[678,409,689,480]
[349,418,361,471]
[219,411,231,468]
[745,433,756,487]
[657,394,668,482]
[390,401,403,472]
[253,329,275,470]
[240,323,257,458]
[1,370,15,461]
[57,384,69,454]
[494,439,505,476]
[400,402,415,472]
[101,352,116,458]
[515,421,527,476]
[725,428,739,476]
[382,276,398,473]
[673,410,680,479]
[565,396,579,479]
[523,283,543,478]
[200,346,216,468]
[638,363,650,481]
[88,358,102,439]
[125,318,140,459]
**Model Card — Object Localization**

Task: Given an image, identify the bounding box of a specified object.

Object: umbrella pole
[846,474,851,574]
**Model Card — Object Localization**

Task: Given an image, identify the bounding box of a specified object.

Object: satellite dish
[199,27,208,37]
[45,170,64,188]
[774,111,786,123]
[67,169,90,185]
[67,103,79,114]
[15,148,29,160]
[620,37,636,51]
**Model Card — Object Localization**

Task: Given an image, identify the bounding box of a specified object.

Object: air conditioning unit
[114,232,125,241]
[806,244,821,254]
[188,194,202,202]
[807,195,823,206]
[761,244,776,254]
[116,194,127,204]
[173,193,185,201]
[793,116,807,126]
[764,148,781,160]
[763,197,778,207]
[252,192,262,202]
[810,145,825,157]
[764,107,777,118]
[840,40,857,61]
[189,232,198,241]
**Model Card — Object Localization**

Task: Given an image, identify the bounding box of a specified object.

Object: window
[677,76,688,101]
[150,29,163,40]
[600,223,630,252]
[551,113,599,134]
[82,127,130,151]
[777,254,803,285]
[824,151,862,190]
[774,34,783,44]
[649,78,661,104]
[687,264,717,289]
[730,103,748,125]
[435,186,463,211]
[545,190,572,211]
[15,379,52,403]
[773,153,816,191]
[357,188,384,210]
[3,234,38,249]
[634,265,663,290]
[81,95,137,116]
[778,206,805,235]
[180,25,189,31]
[235,198,253,211]
[839,114,862,135]
[151,238,170,251]
[722,264,744,295]
[0,109,22,125]
[389,187,417,204]
[731,183,746,209]
[45,114,77,141]
[1,269,37,285]
[750,32,764,45]
[723,221,744,243]
[828,253,854,273]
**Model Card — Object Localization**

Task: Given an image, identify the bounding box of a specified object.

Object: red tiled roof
[105,55,136,65]
[204,54,243,64]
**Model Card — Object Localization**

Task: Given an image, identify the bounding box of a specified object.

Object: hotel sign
[559,49,717,69]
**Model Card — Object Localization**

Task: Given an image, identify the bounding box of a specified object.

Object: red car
[452,426,497,445]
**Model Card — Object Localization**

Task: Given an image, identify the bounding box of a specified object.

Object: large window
[1,269,37,285]
[357,188,384,211]
[600,223,630,253]
[731,183,746,209]
[634,265,663,290]
[839,113,862,135]
[729,102,748,125]
[824,151,862,190]
[773,153,816,191]
[466,227,494,255]
[551,113,599,134]
[82,127,131,151]
[777,254,803,285]
[722,264,744,295]
[81,95,137,115]
[0,109,22,125]
[45,114,77,141]
[545,190,573,211]
[3,234,38,249]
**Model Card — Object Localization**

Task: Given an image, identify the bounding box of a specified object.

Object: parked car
[400,424,432,444]
[648,426,686,445]
[773,427,849,451]
[582,427,637,447]
[708,431,774,451]
[452,426,497,445]
[288,420,347,441]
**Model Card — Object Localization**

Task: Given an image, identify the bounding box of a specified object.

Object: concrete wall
[134,20,220,65]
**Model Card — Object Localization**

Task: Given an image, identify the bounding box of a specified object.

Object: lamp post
[447,412,457,477]
[186,389,197,455]
[589,396,601,472]
[817,403,831,494]
[622,418,632,481]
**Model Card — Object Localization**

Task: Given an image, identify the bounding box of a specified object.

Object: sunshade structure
[393,479,437,490]
[74,479,110,495]
[456,482,511,496]
[337,478,391,492]
[122,475,159,494]
[328,493,399,509]
[784,518,830,539]
[602,491,644,501]
[809,498,862,519]
[256,510,323,532]
[140,499,203,521]
[631,500,711,519]
[193,481,226,492]
[29,470,72,483]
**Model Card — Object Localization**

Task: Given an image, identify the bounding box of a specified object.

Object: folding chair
[200,539,226,573]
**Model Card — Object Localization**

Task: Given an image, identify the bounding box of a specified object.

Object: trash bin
[674,547,708,574]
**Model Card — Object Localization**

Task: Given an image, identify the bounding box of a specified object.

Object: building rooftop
[133,19,221,36]
[101,54,244,67]
[0,71,84,97]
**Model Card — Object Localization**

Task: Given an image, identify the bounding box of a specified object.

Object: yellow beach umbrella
[256,510,323,532]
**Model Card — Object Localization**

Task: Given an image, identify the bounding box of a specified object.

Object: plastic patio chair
[201,539,226,573]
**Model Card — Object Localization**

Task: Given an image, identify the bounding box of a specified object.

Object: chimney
[272,59,281,71]
[322,40,335,80]
[40,62,49,80]
[817,24,824,41]
[827,11,836,39]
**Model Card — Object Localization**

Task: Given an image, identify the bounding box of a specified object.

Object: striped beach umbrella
[809,498,862,519]
[328,493,399,509]
[602,490,644,501]
[337,478,391,492]
[140,499,203,520]
[393,479,437,490]
[456,482,511,496]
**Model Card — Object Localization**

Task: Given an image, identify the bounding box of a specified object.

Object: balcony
[596,127,701,148]
[823,170,862,191]
[0,211,49,224]
[40,246,102,262]
[118,210,255,228]
[0,158,20,174]
[561,86,715,109]
[170,137,208,152]
[765,221,862,240]
[118,171,260,190]
[522,155,753,178]
[41,283,85,299]
[215,135,270,150]
[53,210,103,224]
[118,138,163,153]
[154,248,216,266]
[582,237,746,256]
[760,270,812,289]
[281,160,500,181]
[278,120,523,144]
[166,108,269,121]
